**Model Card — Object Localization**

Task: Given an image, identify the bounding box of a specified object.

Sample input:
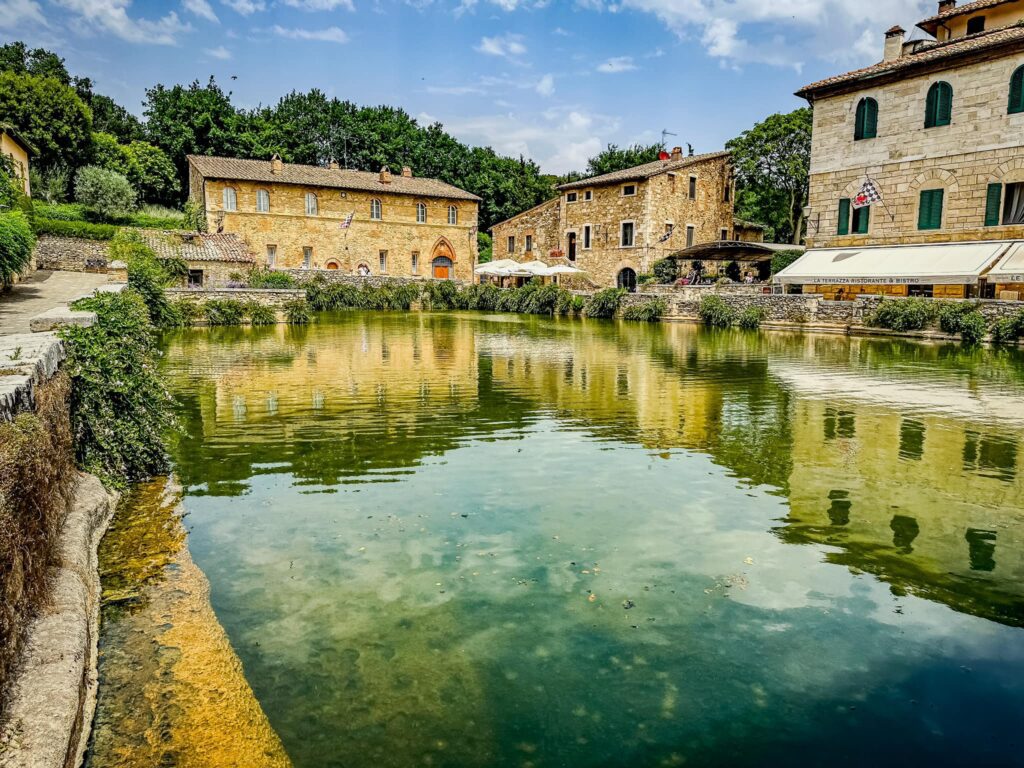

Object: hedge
[33,217,117,240]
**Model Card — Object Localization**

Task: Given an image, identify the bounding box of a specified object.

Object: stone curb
[0,474,119,768]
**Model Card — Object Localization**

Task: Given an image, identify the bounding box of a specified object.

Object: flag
[658,227,674,243]
[340,213,355,229]
[853,179,882,209]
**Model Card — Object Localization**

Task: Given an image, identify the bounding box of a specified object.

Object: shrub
[555,290,584,317]
[698,295,736,328]
[736,306,767,330]
[770,249,804,276]
[33,202,90,222]
[110,230,180,327]
[62,290,174,487]
[246,302,278,325]
[583,287,626,319]
[937,302,988,344]
[0,210,36,286]
[478,232,493,264]
[74,165,136,220]
[868,298,936,332]
[284,298,313,325]
[183,198,207,232]
[458,283,501,311]
[32,217,117,240]
[248,267,296,289]
[652,258,679,284]
[422,280,460,310]
[167,299,202,327]
[956,311,988,345]
[991,309,1024,345]
[622,299,667,322]
[204,299,245,326]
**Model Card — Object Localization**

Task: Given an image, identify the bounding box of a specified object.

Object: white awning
[775,242,1016,285]
[987,242,1024,283]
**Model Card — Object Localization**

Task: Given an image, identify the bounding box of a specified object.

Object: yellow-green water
[95,313,1024,766]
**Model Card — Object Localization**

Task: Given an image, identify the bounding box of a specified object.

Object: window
[370,198,382,220]
[583,190,593,201]
[665,223,674,239]
[918,189,945,230]
[985,183,1004,226]
[721,228,729,241]
[266,245,277,267]
[622,184,637,197]
[305,192,318,216]
[379,250,388,273]
[507,235,515,253]
[525,235,533,252]
[688,176,697,200]
[925,82,953,128]
[621,221,635,247]
[724,180,731,202]
[303,246,313,268]
[256,188,270,213]
[852,205,870,234]
[222,186,237,212]
[566,192,578,203]
[448,205,458,225]
[417,202,427,223]
[187,269,203,288]
[1003,183,1024,225]
[686,225,695,248]
[1009,65,1024,114]
[966,16,985,35]
[411,251,419,275]
[617,268,637,292]
[855,97,878,140]
[837,198,852,235]
[583,225,592,250]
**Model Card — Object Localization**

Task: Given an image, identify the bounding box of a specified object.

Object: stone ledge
[28,308,96,334]
[0,335,66,423]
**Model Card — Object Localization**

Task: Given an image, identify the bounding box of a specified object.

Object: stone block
[28,307,97,333]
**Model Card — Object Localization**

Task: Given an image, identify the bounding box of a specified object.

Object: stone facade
[190,157,480,282]
[491,150,737,288]
[34,235,110,272]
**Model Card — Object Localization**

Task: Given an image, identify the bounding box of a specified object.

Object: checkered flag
[340,212,355,229]
[853,179,882,209]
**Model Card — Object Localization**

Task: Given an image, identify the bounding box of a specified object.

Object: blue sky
[1,0,935,174]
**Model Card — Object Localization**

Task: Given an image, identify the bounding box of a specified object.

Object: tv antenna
[660,129,677,148]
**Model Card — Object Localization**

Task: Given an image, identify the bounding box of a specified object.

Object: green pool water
[147,314,1024,765]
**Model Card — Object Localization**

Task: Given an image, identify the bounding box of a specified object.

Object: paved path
[0,271,111,335]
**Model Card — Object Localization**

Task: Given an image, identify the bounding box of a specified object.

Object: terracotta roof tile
[142,230,255,263]
[797,23,1024,98]
[918,0,1018,34]
[557,151,731,191]
[189,155,481,202]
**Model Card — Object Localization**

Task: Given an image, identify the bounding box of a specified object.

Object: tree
[74,165,136,219]
[585,143,663,177]
[91,95,144,143]
[91,131,132,171]
[726,108,812,245]
[0,210,35,286]
[0,71,92,171]
[124,141,179,205]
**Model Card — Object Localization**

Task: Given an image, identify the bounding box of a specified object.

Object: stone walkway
[0,270,111,335]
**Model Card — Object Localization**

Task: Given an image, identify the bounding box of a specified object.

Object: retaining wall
[33,236,110,273]
[279,269,465,287]
[166,287,306,308]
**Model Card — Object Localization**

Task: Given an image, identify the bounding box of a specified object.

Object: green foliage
[284,298,313,325]
[204,299,245,326]
[307,278,422,311]
[583,287,626,319]
[698,295,737,328]
[31,165,71,203]
[183,198,207,232]
[74,165,136,219]
[0,210,35,286]
[726,108,812,245]
[110,230,181,327]
[90,94,144,143]
[991,309,1024,345]
[770,249,804,276]
[61,290,174,487]
[584,143,663,177]
[246,302,278,325]
[33,202,89,221]
[167,299,202,327]
[421,280,460,310]
[725,261,742,282]
[478,232,493,264]
[937,302,988,344]
[0,71,92,171]
[652,258,679,284]
[622,299,666,322]
[493,282,565,315]
[32,217,117,240]
[736,306,767,330]
[868,298,936,332]
[457,283,501,311]
[124,140,180,205]
[555,291,585,316]
[248,267,296,289]
[91,131,129,170]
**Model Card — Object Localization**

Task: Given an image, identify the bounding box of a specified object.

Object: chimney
[401,166,413,178]
[328,160,340,170]
[270,153,284,174]
[670,146,683,160]
[379,165,392,184]
[938,0,956,11]
[884,26,905,62]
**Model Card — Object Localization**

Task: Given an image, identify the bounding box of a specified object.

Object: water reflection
[147,314,1024,767]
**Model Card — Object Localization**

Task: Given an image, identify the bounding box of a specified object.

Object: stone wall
[278,270,465,288]
[166,287,306,308]
[34,235,110,272]
[490,198,561,262]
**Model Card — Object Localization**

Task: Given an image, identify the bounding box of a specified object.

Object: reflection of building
[0,122,33,197]
[787,0,1024,299]
[188,155,480,280]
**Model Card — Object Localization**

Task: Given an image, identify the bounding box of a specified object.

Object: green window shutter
[1010,67,1024,114]
[838,198,851,235]
[926,82,953,127]
[918,189,944,230]
[853,205,870,234]
[865,99,878,138]
[925,85,937,128]
[985,183,1003,226]
[938,83,953,126]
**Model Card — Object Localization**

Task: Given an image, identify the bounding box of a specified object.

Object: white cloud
[183,0,218,22]
[426,85,486,95]
[205,45,231,58]
[222,0,265,14]
[475,32,527,59]
[535,73,555,96]
[271,24,348,42]
[283,0,355,10]
[52,0,190,44]
[0,0,46,28]
[596,56,637,73]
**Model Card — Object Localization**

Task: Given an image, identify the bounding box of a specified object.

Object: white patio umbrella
[543,264,585,276]
[475,259,520,274]
[519,260,552,275]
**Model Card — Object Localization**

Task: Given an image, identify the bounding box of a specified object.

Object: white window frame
[620,220,636,248]
[448,205,458,225]
[583,190,593,201]
[622,184,637,197]
[266,244,277,267]
[222,186,237,212]
[370,198,382,220]
[305,192,318,216]
[256,188,270,213]
[411,251,419,275]
[686,225,696,248]
[417,202,427,223]
[379,250,388,273]
[688,175,698,200]
[583,224,592,250]
[566,192,578,203]
[303,246,313,269]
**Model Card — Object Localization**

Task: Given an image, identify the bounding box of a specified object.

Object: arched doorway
[325,259,340,270]
[617,267,638,293]
[431,238,456,279]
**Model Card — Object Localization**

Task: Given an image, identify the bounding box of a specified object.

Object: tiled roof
[557,151,731,191]
[142,231,255,263]
[488,197,559,231]
[188,155,481,202]
[797,23,1024,98]
[917,0,1018,35]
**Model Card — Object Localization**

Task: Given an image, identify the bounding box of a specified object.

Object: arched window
[417,202,427,223]
[617,268,638,293]
[370,198,382,220]
[305,192,318,216]
[256,189,270,213]
[1009,65,1024,115]
[222,186,237,212]
[925,81,953,128]
[854,97,878,140]
[448,205,458,225]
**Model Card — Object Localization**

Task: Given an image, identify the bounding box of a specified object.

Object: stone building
[490,148,740,289]
[1,123,33,197]
[188,155,480,281]
[784,0,1024,299]
[141,231,257,288]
